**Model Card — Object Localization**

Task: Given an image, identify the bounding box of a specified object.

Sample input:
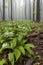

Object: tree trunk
[33,0,35,21]
[25,0,26,20]
[3,0,5,20]
[11,0,13,20]
[36,0,40,22]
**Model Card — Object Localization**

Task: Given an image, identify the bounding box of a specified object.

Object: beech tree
[3,0,5,20]
[36,0,40,22]
[11,0,13,20]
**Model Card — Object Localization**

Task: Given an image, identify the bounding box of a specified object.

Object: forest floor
[27,25,43,65]
[0,22,43,65]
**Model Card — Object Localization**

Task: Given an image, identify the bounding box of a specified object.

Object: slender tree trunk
[29,0,31,20]
[36,0,40,22]
[25,0,26,20]
[11,0,13,20]
[33,0,35,21]
[3,0,5,20]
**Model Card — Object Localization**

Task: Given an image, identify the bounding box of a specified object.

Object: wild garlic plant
[0,20,37,65]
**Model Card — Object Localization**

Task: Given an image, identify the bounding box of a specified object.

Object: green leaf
[18,46,25,55]
[2,43,11,51]
[8,52,14,65]
[24,44,35,55]
[27,48,34,55]
[14,49,21,61]
[0,48,3,53]
[18,33,23,41]
[20,39,26,45]
[24,44,35,49]
[0,43,10,52]
[0,59,6,65]
[10,38,17,49]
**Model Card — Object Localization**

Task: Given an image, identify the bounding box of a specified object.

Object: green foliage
[35,28,41,33]
[8,52,14,65]
[0,20,40,65]
[0,59,6,65]
[24,44,35,55]
[18,46,25,55]
[14,49,21,61]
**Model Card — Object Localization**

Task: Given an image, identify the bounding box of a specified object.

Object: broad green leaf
[0,59,6,65]
[0,43,10,52]
[27,48,34,55]
[18,46,25,55]
[24,44,35,55]
[17,33,23,44]
[8,52,14,65]
[10,38,17,49]
[2,43,10,49]
[24,44,35,49]
[14,49,21,61]
[20,39,26,45]
[0,48,3,53]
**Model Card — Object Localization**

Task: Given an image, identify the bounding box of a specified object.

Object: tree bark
[11,0,13,20]
[36,0,40,22]
[25,0,26,20]
[33,0,35,21]
[3,0,5,20]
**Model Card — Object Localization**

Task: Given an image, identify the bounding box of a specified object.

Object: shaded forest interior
[0,0,41,21]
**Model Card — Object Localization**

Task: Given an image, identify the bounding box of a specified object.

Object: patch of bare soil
[27,26,43,65]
